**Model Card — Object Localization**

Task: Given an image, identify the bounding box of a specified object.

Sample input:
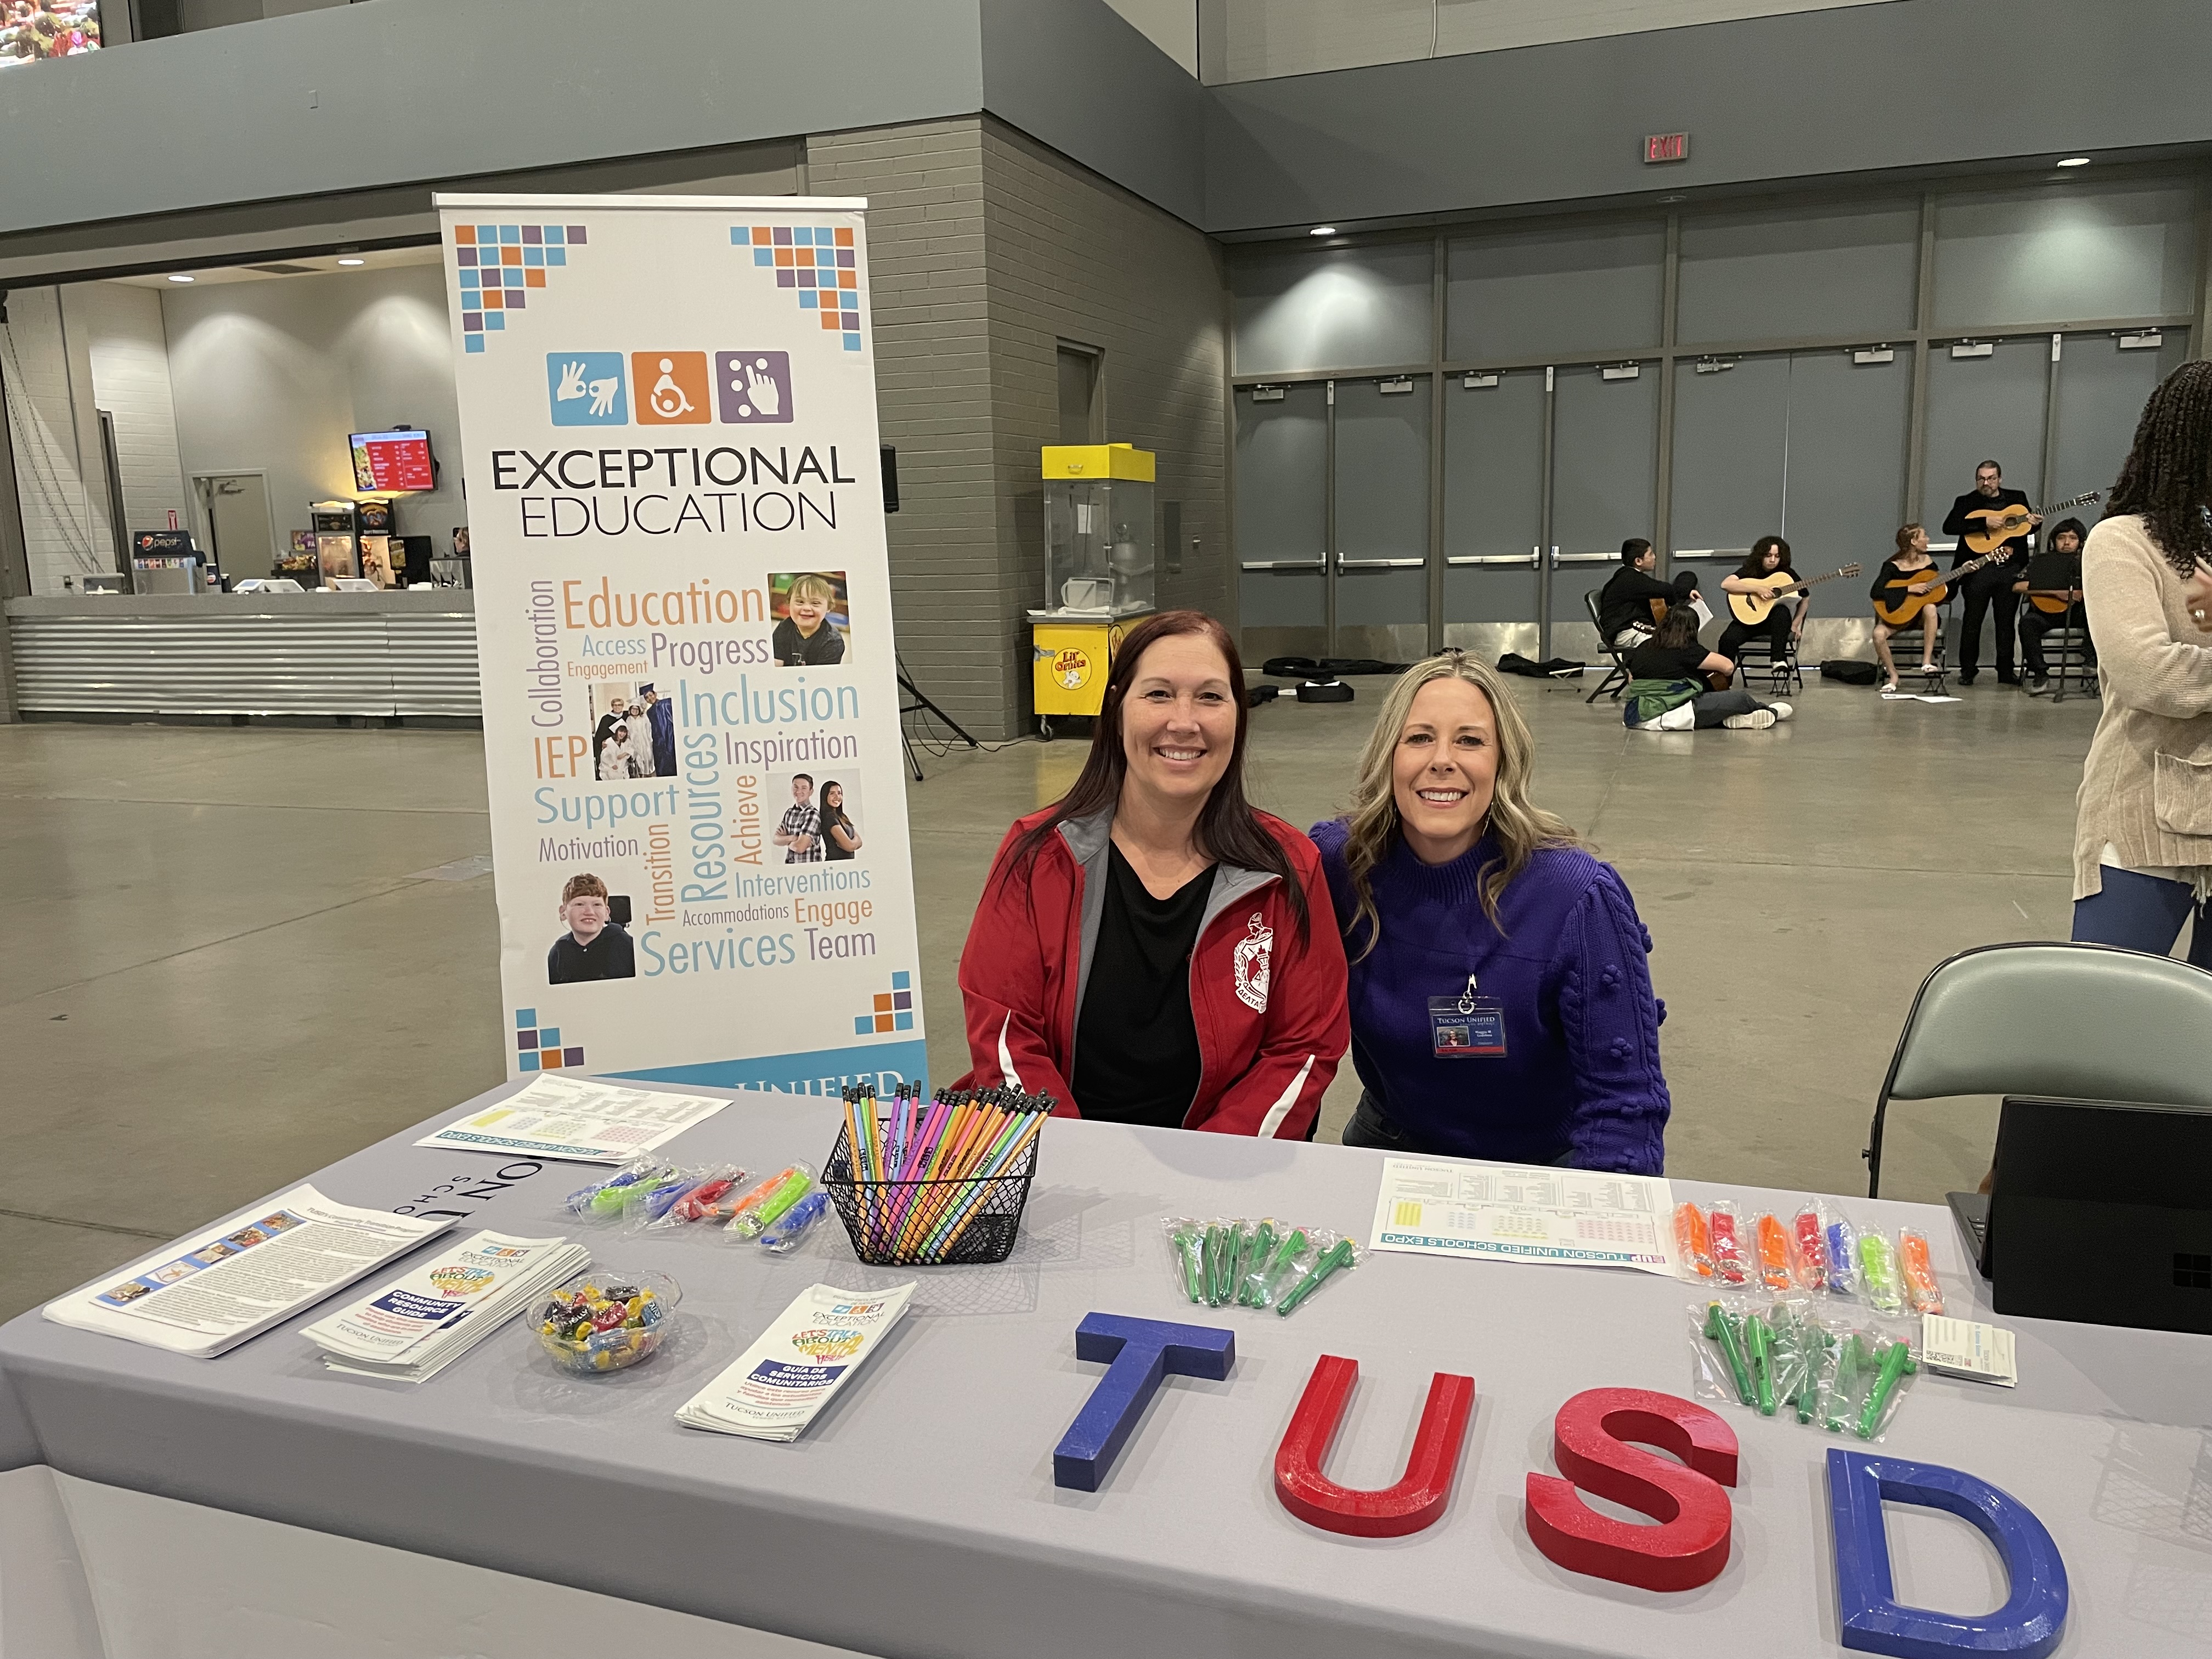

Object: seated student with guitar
[1718,535,1864,668]
[2015,517,2092,695]
[1596,538,1698,650]
[1871,523,1944,692]
[1622,607,1792,730]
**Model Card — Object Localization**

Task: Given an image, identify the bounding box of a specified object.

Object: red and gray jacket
[955,806,1348,1137]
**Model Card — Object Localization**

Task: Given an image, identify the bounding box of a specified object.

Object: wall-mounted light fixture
[2056,156,2091,168]
[1308,225,1338,237]
[167,273,194,283]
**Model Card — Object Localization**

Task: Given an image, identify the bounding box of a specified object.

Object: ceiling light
[2056,156,2091,167]
[1308,225,1337,236]
[167,273,194,283]
[337,257,365,267]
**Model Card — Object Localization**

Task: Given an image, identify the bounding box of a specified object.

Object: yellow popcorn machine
[1029,443,1156,740]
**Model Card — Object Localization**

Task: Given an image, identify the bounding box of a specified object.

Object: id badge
[1429,993,1506,1058]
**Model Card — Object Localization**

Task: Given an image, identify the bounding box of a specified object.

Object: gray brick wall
[810,116,1227,742]
[982,119,1231,702]
[806,120,1002,737]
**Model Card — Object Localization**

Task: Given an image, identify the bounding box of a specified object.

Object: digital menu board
[350,430,435,493]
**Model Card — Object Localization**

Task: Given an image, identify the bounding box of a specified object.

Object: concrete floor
[1,674,2112,1322]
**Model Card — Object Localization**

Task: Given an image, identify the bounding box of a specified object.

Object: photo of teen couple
[770,572,851,667]
[770,771,865,865]
[591,684,675,781]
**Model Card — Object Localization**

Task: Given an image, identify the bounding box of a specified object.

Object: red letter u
[1273,1355,1476,1538]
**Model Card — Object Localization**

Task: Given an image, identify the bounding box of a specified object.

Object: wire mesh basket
[823,1119,1038,1266]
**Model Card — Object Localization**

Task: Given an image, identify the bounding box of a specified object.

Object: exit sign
[1644,132,1689,163]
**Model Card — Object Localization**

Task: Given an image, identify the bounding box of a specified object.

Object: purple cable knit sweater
[1309,820,1671,1173]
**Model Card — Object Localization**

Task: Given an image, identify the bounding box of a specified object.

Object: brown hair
[561,873,608,905]
[786,573,837,607]
[1655,606,1702,650]
[1002,610,1307,940]
[1894,523,1924,556]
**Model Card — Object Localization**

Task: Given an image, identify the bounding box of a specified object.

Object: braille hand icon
[745,363,781,417]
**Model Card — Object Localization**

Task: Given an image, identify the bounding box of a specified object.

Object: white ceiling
[108,243,442,290]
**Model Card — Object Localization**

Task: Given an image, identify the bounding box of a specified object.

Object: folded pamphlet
[303,1232,590,1383]
[1919,1314,2017,1387]
[414,1073,730,1164]
[41,1186,453,1359]
[676,1281,916,1442]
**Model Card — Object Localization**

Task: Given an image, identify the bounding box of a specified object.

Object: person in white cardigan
[2072,360,2212,961]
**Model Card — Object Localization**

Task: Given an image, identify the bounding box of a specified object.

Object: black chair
[1728,629,1803,695]
[1583,590,1631,704]
[2038,607,2098,704]
[1877,604,1950,695]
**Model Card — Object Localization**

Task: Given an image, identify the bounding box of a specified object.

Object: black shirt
[1623,642,1708,682]
[772,617,845,666]
[548,923,637,984]
[1942,487,2034,569]
[1072,844,1215,1129]
[1871,557,1941,606]
[820,806,857,860]
[1596,565,1694,640]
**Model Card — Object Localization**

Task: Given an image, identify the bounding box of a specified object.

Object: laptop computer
[1948,1096,2212,1335]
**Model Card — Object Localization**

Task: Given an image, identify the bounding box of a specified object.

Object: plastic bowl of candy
[535,1269,680,1375]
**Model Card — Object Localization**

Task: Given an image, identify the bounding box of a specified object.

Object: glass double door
[1234,377,1430,663]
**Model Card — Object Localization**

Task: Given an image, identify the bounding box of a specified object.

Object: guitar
[1961,491,2100,555]
[1874,548,2015,625]
[1726,565,1864,626]
[2027,588,2083,616]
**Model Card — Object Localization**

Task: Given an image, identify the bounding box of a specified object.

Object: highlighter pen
[1239,1220,1276,1305]
[732,1168,814,1238]
[1857,1231,1903,1314]
[1172,1223,1205,1303]
[1898,1228,1944,1315]
[1792,1207,1827,1291]
[1744,1312,1777,1415]
[1756,1215,1793,1292]
[1857,1340,1916,1440]
[1825,1218,1859,1297]
[1673,1203,1713,1280]
[1259,1228,1310,1306]
[1276,1238,1357,1316]
[1702,1302,1755,1406]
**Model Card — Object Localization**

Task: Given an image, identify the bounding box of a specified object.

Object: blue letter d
[1827,1448,2068,1658]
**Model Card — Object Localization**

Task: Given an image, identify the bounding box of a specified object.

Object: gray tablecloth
[2,1079,2207,1658]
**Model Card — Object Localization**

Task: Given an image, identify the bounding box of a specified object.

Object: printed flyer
[437,194,926,1097]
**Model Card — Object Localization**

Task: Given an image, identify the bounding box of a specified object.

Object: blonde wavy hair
[1338,651,1579,958]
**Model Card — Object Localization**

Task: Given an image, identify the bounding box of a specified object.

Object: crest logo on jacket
[1233,912,1273,1012]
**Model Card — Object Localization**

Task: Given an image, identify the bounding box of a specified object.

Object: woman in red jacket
[956,611,1347,1137]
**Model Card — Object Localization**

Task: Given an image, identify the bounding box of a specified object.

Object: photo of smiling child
[547,872,637,984]
[770,572,849,666]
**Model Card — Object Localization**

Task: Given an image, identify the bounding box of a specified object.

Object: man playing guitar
[1939,460,2039,686]
[2014,516,2091,695]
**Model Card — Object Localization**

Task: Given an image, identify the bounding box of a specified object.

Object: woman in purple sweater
[1310,653,1671,1173]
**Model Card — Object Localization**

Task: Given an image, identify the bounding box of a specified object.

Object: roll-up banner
[436,194,927,1097]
